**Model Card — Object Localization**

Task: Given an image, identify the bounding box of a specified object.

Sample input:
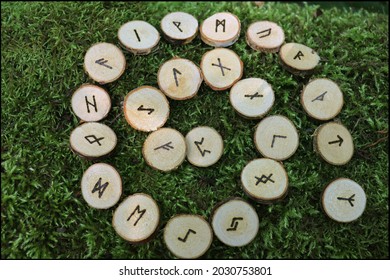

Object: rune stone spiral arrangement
[69,11,366,259]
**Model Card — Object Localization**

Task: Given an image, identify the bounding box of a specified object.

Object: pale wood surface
[163,214,213,259]
[142,128,186,172]
[118,20,160,55]
[200,12,241,47]
[71,84,111,122]
[254,115,299,161]
[81,163,122,209]
[322,178,366,223]
[70,122,117,159]
[83,42,126,84]
[200,48,243,91]
[123,86,170,132]
[161,12,198,44]
[112,193,160,243]
[246,21,285,53]
[279,42,320,74]
[314,122,354,165]
[301,78,344,121]
[229,77,274,118]
[241,158,288,202]
[157,58,202,100]
[211,197,259,247]
[185,126,223,167]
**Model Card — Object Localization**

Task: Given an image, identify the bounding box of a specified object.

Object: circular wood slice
[163,214,213,259]
[241,158,288,203]
[185,126,224,167]
[81,163,122,209]
[84,42,126,84]
[301,78,344,121]
[279,42,320,75]
[229,77,274,119]
[142,128,186,172]
[157,58,203,100]
[118,20,160,55]
[161,12,199,45]
[254,115,299,161]
[314,122,354,165]
[200,48,243,91]
[70,122,117,160]
[71,84,111,122]
[211,197,259,247]
[123,86,170,132]
[322,178,366,223]
[246,21,285,53]
[112,193,160,243]
[200,12,241,47]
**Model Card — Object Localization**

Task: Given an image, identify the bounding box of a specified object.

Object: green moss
[1,2,388,259]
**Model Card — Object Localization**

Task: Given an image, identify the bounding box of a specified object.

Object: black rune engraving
[177,229,196,243]
[85,135,104,146]
[85,95,98,113]
[134,29,141,42]
[257,28,271,38]
[137,105,154,115]
[311,91,327,102]
[226,217,243,231]
[244,92,263,100]
[215,19,226,32]
[172,68,182,87]
[194,137,211,157]
[255,174,275,185]
[91,177,109,199]
[271,135,287,148]
[337,194,355,207]
[154,141,174,151]
[127,205,147,226]
[212,58,231,76]
[328,135,344,146]
[293,51,304,60]
[95,58,112,69]
[173,21,183,32]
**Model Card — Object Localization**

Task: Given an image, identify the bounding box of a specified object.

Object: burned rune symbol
[256,28,271,38]
[244,92,263,100]
[95,58,112,69]
[215,19,226,32]
[211,58,231,76]
[255,174,275,185]
[172,68,182,87]
[127,205,147,226]
[154,141,174,151]
[178,229,196,243]
[134,29,141,42]
[85,95,98,113]
[311,91,327,102]
[337,194,355,207]
[137,105,154,115]
[91,177,109,199]
[293,50,304,60]
[85,135,104,146]
[194,137,211,157]
[271,135,287,148]
[328,135,344,146]
[172,21,183,32]
[226,217,243,231]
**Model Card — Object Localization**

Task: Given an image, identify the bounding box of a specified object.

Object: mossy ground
[1,2,388,259]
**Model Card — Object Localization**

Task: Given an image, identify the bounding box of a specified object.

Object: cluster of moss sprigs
[1,2,388,259]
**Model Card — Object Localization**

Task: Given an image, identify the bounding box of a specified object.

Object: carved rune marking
[194,137,211,157]
[172,68,182,87]
[255,174,275,185]
[211,58,231,76]
[85,135,104,146]
[328,135,344,146]
[293,51,304,60]
[244,92,263,100]
[337,194,355,207]
[172,21,183,32]
[137,105,154,115]
[91,177,109,199]
[271,135,287,148]
[154,141,174,151]
[85,95,98,113]
[178,229,197,243]
[134,29,141,42]
[215,19,226,32]
[127,205,147,226]
[226,217,243,231]
[311,91,327,102]
[95,58,112,69]
[257,28,271,38]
